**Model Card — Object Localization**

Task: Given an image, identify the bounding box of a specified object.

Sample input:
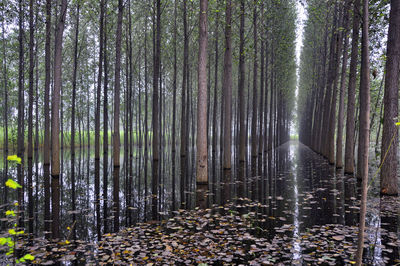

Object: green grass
[0,128,151,151]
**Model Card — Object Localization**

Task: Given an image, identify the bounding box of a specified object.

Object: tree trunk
[51,0,68,240]
[238,0,246,162]
[380,0,400,196]
[72,2,80,157]
[181,0,188,158]
[95,0,104,160]
[212,2,219,154]
[113,0,123,232]
[152,0,161,219]
[355,0,370,263]
[196,0,208,184]
[251,0,258,157]
[222,0,232,169]
[336,0,351,168]
[344,0,361,174]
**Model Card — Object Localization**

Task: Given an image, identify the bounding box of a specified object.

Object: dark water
[0,141,399,263]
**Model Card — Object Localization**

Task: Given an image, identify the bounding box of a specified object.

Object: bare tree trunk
[344,0,361,174]
[336,0,351,168]
[95,0,104,160]
[212,2,219,154]
[380,0,400,196]
[152,0,161,219]
[355,0,370,263]
[113,0,123,232]
[181,0,188,158]
[196,0,208,184]
[251,0,258,158]
[238,0,246,162]
[222,0,232,169]
[71,2,80,157]
[103,0,109,233]
[51,0,68,240]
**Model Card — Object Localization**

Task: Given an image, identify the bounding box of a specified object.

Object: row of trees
[298,0,398,196]
[1,0,297,239]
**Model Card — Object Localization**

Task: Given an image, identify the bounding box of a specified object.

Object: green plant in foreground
[0,155,35,264]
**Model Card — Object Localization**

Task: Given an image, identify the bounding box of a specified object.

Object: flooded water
[0,141,399,264]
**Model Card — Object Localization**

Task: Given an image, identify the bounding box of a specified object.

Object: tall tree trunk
[258,3,264,155]
[27,0,35,238]
[103,0,109,233]
[380,0,400,196]
[171,0,177,155]
[251,0,258,157]
[28,0,34,160]
[95,0,104,160]
[152,0,161,219]
[336,0,351,168]
[212,2,219,154]
[71,2,80,157]
[238,0,246,162]
[222,0,232,169]
[1,4,8,155]
[196,0,208,184]
[344,0,361,174]
[51,0,68,240]
[113,0,123,232]
[355,0,370,263]
[181,0,188,158]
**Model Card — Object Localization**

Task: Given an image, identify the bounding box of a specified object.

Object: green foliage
[0,156,35,264]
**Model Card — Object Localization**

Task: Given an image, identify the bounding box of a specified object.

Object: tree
[43,0,52,237]
[51,0,68,240]
[113,0,123,232]
[344,0,361,174]
[238,0,246,162]
[95,0,104,160]
[196,0,208,184]
[380,0,400,196]
[355,0,371,263]
[251,0,258,158]
[222,0,232,170]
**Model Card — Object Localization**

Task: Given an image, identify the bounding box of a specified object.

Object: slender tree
[196,0,208,184]
[113,0,123,232]
[380,0,400,196]
[95,0,104,160]
[344,0,361,174]
[238,0,246,162]
[251,0,258,157]
[51,0,68,239]
[355,0,371,263]
[222,0,233,169]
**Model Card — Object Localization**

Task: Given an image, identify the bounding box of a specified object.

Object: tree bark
[196,0,208,184]
[336,0,351,168]
[355,0,370,263]
[222,0,232,169]
[344,0,361,174]
[181,0,188,158]
[380,0,400,196]
[238,0,246,162]
[51,0,68,240]
[113,0,123,232]
[251,0,258,157]
[95,0,104,160]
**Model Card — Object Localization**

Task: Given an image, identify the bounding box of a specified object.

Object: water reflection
[0,141,398,264]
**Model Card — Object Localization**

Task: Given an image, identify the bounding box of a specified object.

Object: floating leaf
[7,155,21,164]
[5,210,16,216]
[6,179,22,189]
[22,254,35,261]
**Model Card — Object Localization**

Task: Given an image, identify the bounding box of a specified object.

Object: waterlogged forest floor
[1,141,400,265]
[19,197,399,265]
